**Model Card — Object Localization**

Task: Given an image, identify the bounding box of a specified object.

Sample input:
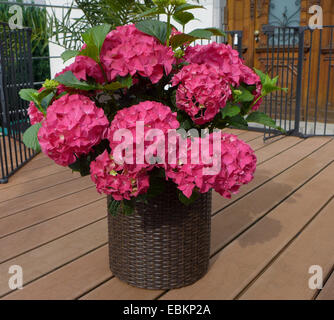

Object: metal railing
[0,22,36,183]
[260,25,334,139]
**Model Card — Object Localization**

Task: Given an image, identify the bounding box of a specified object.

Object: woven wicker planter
[107,182,212,290]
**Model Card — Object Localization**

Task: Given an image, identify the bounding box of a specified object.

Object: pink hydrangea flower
[28,102,44,125]
[185,43,263,110]
[108,101,180,172]
[38,94,109,166]
[172,63,232,125]
[100,24,175,84]
[90,150,150,201]
[165,133,257,199]
[55,55,105,95]
[27,88,45,125]
[185,43,244,86]
[69,55,105,84]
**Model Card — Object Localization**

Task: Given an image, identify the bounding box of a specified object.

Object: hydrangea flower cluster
[165,133,257,199]
[38,94,109,166]
[90,150,150,201]
[184,43,263,111]
[100,24,175,83]
[108,100,180,173]
[172,63,232,124]
[55,55,105,95]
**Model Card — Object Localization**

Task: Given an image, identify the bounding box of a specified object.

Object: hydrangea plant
[20,1,285,214]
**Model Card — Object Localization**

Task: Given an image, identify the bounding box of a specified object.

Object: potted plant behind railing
[19,0,286,290]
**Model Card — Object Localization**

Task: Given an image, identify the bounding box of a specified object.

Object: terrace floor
[0,129,333,300]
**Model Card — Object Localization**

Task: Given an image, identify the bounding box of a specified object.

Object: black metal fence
[259,25,334,139]
[0,22,36,184]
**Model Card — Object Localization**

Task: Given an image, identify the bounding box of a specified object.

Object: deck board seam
[75,274,115,300]
[0,176,84,204]
[0,197,106,240]
[0,217,107,266]
[235,195,334,300]
[0,166,68,191]
[0,186,96,221]
[313,264,334,300]
[0,242,108,299]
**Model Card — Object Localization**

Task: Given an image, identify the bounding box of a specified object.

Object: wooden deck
[0,129,333,300]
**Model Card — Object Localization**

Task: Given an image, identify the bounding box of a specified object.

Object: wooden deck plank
[0,164,67,191]
[235,131,263,140]
[3,246,111,300]
[239,198,334,300]
[15,154,54,172]
[159,162,334,300]
[0,219,107,297]
[0,170,81,202]
[0,176,94,218]
[80,276,163,301]
[0,187,104,238]
[0,199,106,263]
[212,137,328,214]
[317,271,334,300]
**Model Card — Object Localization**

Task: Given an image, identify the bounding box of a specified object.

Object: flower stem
[98,62,109,84]
[166,11,172,47]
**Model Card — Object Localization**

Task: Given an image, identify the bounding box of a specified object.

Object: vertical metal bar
[22,28,32,159]
[19,28,28,161]
[313,29,322,135]
[14,28,24,164]
[289,29,297,132]
[8,27,20,168]
[26,28,35,160]
[280,27,286,129]
[265,29,270,137]
[270,27,275,121]
[324,27,333,135]
[274,28,281,126]
[294,27,306,135]
[304,31,313,135]
[284,28,292,132]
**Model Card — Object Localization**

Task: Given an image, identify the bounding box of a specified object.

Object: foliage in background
[49,0,201,50]
[0,0,50,85]
[49,0,156,50]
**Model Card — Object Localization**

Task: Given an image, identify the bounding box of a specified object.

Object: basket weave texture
[107,182,212,290]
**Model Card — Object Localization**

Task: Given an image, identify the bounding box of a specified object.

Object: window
[268,0,301,45]
[269,0,301,27]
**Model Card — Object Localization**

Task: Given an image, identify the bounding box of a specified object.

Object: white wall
[47,0,83,77]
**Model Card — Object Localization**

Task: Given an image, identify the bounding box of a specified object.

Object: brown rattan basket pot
[107,182,212,290]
